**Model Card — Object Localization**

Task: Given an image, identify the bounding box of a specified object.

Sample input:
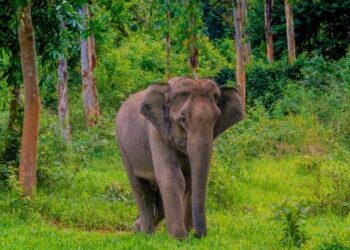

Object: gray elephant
[115,77,244,239]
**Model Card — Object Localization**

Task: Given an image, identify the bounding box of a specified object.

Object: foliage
[0,0,350,248]
[274,200,309,248]
[95,33,229,111]
[318,237,350,250]
[245,55,306,108]
[216,104,332,161]
[245,0,350,60]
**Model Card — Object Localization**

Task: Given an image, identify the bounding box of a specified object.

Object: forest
[0,0,349,249]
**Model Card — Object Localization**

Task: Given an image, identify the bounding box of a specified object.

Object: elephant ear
[141,83,171,140]
[214,87,245,138]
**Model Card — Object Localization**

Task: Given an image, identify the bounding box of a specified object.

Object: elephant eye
[213,94,219,102]
[178,92,190,99]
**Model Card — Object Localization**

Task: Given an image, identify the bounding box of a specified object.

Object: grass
[0,101,349,249]
[1,151,349,249]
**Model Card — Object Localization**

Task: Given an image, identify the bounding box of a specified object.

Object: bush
[274,200,309,248]
[245,55,306,109]
[318,237,350,250]
[215,103,332,162]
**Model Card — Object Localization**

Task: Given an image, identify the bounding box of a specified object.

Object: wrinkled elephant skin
[116,77,244,239]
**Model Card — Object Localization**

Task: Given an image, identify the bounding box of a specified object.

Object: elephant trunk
[187,129,214,238]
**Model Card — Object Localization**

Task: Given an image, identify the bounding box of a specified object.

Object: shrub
[215,103,332,162]
[274,200,309,248]
[245,55,306,109]
[318,237,350,250]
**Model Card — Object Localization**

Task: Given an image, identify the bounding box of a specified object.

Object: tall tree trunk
[234,0,246,111]
[79,5,100,128]
[241,0,251,64]
[265,0,275,62]
[89,35,97,71]
[284,0,296,64]
[165,0,171,80]
[58,57,71,141]
[186,0,199,77]
[18,3,40,197]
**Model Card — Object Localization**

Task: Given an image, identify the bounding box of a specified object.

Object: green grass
[1,153,349,249]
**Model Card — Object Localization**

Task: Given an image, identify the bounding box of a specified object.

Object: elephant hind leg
[119,148,156,233]
[129,177,157,233]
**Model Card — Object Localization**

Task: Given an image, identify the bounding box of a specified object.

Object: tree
[185,0,200,77]
[284,0,296,64]
[164,0,171,80]
[234,0,246,110]
[265,0,275,62]
[57,52,71,141]
[0,0,80,177]
[18,2,40,197]
[79,4,100,128]
[241,0,251,64]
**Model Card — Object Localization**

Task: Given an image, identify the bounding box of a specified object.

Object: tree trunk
[58,57,71,141]
[165,0,171,80]
[79,5,100,128]
[241,0,251,64]
[234,1,246,111]
[18,3,40,197]
[265,0,275,62]
[186,0,199,78]
[285,0,296,64]
[89,35,97,71]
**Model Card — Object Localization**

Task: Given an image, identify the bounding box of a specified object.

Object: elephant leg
[130,177,157,233]
[149,130,187,240]
[156,169,187,239]
[183,181,193,232]
[154,188,165,226]
[119,149,156,233]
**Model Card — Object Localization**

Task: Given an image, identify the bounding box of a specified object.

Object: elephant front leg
[156,169,187,240]
[183,181,193,232]
[150,129,187,240]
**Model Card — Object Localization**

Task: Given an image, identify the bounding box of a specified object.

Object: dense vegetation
[0,0,349,249]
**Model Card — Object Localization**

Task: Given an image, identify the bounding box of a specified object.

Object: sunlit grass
[1,154,349,249]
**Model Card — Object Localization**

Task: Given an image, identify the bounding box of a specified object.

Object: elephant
[115,77,244,240]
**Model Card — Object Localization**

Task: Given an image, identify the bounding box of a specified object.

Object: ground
[1,150,349,249]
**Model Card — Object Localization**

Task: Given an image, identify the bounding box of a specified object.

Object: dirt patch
[49,219,131,235]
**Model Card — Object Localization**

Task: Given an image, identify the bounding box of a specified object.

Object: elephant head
[140,77,244,237]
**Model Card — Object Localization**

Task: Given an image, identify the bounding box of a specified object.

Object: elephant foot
[132,216,155,234]
[132,217,142,232]
[194,229,207,238]
[185,220,193,233]
[168,225,188,240]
